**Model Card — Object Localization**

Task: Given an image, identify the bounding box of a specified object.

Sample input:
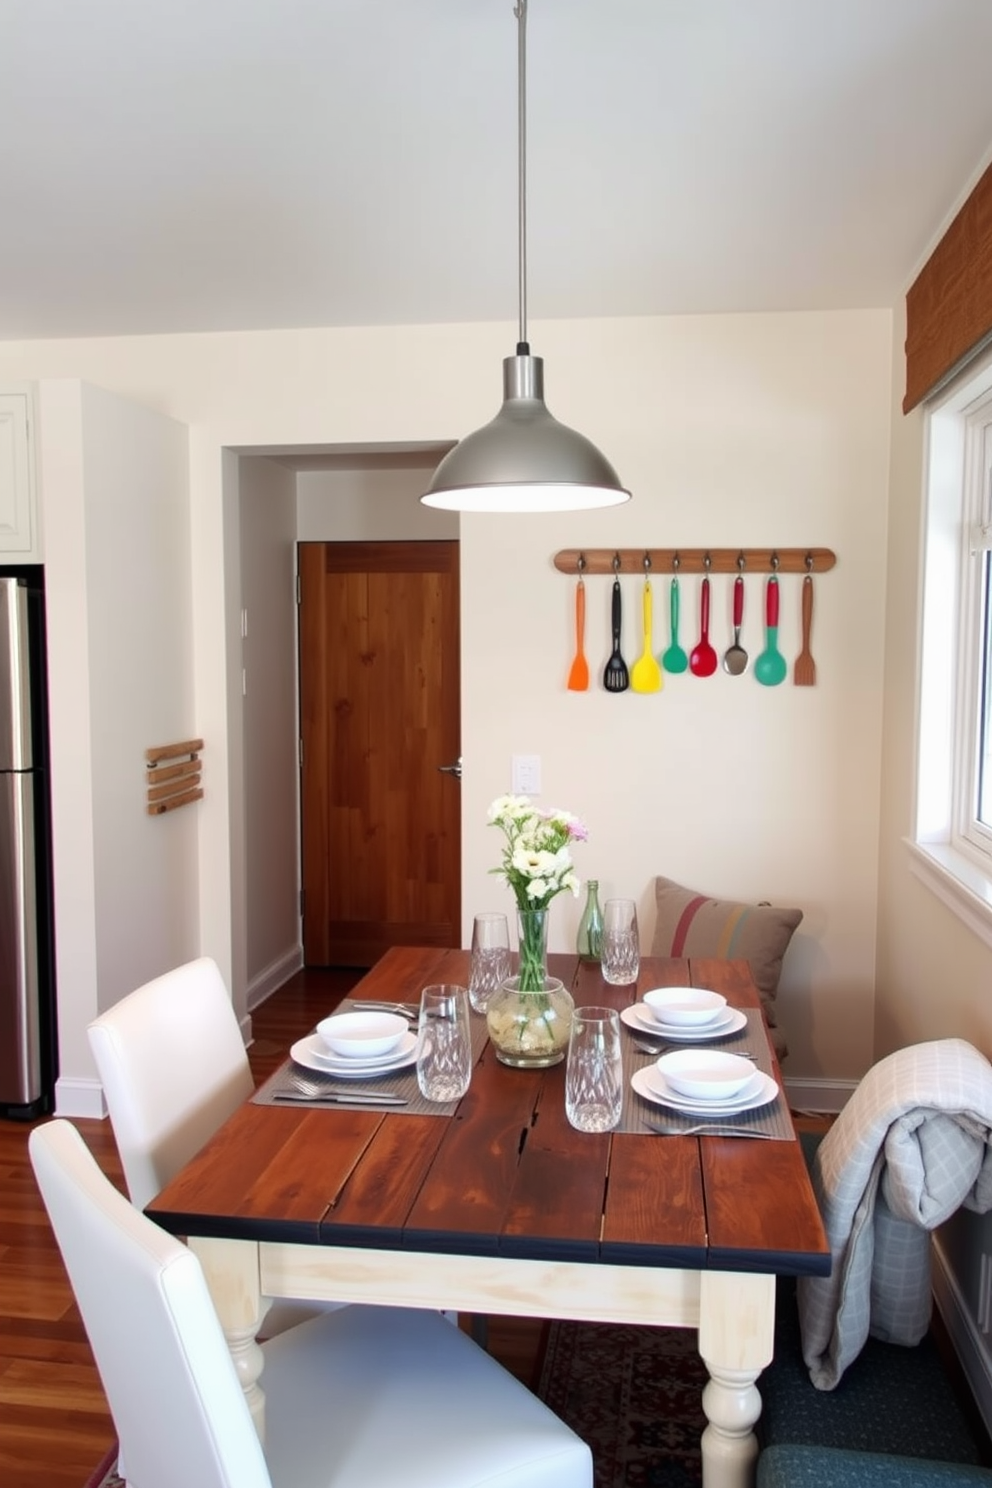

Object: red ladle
[689,575,718,677]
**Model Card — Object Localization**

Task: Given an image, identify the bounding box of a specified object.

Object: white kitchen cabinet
[0,386,40,560]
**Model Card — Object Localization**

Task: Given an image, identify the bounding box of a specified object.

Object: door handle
[438,758,462,780]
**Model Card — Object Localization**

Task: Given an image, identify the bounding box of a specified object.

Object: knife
[645,1121,775,1139]
[273,1091,409,1107]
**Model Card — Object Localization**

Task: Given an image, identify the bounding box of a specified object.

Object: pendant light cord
[515,0,529,354]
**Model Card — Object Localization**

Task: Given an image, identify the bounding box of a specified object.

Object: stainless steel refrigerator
[0,571,56,1118]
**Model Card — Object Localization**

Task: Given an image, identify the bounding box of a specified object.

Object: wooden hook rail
[553,547,836,575]
[145,738,204,816]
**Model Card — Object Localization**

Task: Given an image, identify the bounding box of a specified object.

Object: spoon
[722,573,748,675]
[689,575,718,677]
[754,574,788,686]
[603,576,630,692]
[566,575,589,691]
[630,576,662,693]
[661,575,688,674]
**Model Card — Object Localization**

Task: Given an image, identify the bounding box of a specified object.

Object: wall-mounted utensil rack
[553,547,836,574]
[146,737,204,815]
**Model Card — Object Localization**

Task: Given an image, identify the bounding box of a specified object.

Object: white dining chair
[87,956,335,1336]
[86,956,460,1337]
[30,1120,592,1488]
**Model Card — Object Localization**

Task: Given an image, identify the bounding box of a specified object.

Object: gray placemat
[620,1008,794,1139]
[253,1001,490,1116]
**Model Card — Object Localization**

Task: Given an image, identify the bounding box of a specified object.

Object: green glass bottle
[576,880,604,963]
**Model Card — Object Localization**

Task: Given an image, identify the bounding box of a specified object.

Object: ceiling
[3,0,992,343]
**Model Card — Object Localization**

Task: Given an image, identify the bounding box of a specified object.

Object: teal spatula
[754,574,787,686]
[661,576,689,674]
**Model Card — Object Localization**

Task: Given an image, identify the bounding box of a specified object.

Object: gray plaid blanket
[797,1038,992,1390]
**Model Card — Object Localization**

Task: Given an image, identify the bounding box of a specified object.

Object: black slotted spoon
[604,575,629,692]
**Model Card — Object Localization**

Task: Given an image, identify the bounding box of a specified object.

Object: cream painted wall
[297,465,458,541]
[459,313,892,1081]
[0,311,890,1084]
[238,456,301,1005]
[35,381,198,1113]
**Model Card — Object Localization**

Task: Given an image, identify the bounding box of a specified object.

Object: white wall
[238,456,301,1005]
[36,380,197,1113]
[459,312,892,1083]
[0,311,891,1086]
[297,464,458,541]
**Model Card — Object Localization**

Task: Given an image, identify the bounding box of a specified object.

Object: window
[913,351,992,945]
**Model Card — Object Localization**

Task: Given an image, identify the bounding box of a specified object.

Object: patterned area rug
[536,1320,707,1488]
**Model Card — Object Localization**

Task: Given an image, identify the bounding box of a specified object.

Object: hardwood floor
[0,968,359,1487]
[0,965,825,1486]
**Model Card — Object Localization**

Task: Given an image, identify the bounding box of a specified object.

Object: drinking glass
[416,984,473,1101]
[601,898,640,985]
[468,913,511,1014]
[565,1006,623,1132]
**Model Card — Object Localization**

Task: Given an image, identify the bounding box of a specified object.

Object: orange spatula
[567,576,589,691]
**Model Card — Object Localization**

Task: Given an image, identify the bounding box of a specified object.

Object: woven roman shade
[904,159,992,412]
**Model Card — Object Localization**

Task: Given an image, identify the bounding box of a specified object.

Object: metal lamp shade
[422,354,631,513]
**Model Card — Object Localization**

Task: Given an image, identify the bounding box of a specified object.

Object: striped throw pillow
[650,875,802,1050]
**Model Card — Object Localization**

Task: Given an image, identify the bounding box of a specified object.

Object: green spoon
[754,574,788,686]
[661,576,689,674]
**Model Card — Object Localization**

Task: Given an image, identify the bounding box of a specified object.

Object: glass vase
[576,880,603,963]
[486,907,575,1067]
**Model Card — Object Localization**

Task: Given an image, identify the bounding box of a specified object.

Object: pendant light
[422,1,630,514]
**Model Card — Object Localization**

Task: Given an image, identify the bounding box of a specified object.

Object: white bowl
[315,1010,408,1059]
[642,987,727,1027]
[656,1049,755,1101]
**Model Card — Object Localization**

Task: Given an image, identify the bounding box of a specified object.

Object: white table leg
[190,1236,268,1441]
[698,1270,775,1488]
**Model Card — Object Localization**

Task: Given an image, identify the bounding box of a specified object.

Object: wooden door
[298,540,460,966]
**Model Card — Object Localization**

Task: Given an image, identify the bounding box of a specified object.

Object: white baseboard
[782,1076,858,1114]
[54,1076,107,1119]
[932,1233,992,1442]
[246,946,303,1013]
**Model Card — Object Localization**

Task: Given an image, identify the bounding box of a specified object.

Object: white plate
[290,1031,417,1078]
[630,1063,779,1115]
[655,1049,756,1100]
[620,1004,747,1042]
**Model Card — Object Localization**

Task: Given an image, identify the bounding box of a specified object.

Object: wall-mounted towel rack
[553,547,836,575]
[146,738,204,815]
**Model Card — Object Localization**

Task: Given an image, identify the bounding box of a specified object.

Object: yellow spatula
[630,576,663,693]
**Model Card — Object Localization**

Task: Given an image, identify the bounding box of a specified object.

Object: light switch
[512,754,541,796]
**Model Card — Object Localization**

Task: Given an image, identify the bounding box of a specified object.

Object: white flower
[487,794,588,913]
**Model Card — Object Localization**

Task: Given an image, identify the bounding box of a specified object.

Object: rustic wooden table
[147,947,828,1488]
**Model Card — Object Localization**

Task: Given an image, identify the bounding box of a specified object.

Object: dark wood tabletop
[146,947,829,1279]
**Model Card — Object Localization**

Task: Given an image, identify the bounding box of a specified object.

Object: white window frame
[911,347,992,948]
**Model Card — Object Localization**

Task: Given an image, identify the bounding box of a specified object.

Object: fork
[347,1000,418,1020]
[278,1072,407,1106]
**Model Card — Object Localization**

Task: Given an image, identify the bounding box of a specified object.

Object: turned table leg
[189,1236,268,1441]
[698,1270,775,1488]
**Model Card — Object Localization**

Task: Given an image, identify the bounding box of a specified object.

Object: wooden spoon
[566,577,589,691]
[794,573,816,686]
